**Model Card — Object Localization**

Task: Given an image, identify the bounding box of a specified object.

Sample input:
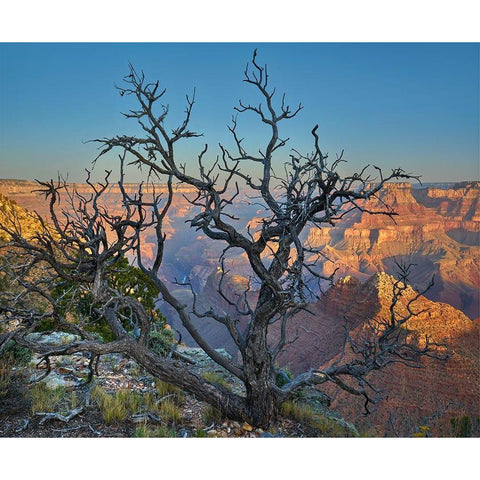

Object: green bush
[275,366,293,387]
[50,256,171,343]
[0,340,33,366]
[149,327,174,357]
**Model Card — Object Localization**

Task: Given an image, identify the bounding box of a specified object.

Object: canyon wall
[1,179,477,318]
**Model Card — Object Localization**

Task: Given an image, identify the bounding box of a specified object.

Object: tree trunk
[242,322,278,428]
[130,345,249,422]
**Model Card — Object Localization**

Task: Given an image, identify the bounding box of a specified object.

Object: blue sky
[0,43,478,183]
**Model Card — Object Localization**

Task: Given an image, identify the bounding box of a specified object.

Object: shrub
[0,340,33,366]
[275,366,293,387]
[149,327,174,357]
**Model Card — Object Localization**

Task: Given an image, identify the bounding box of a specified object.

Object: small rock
[57,367,74,374]
[37,372,76,389]
[242,422,253,432]
[25,331,80,345]
[207,429,217,436]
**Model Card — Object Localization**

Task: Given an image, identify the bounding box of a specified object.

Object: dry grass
[201,403,224,425]
[0,359,13,398]
[133,423,176,438]
[201,371,231,391]
[154,379,184,404]
[90,384,185,425]
[28,383,74,414]
[90,386,143,424]
[143,392,159,413]
[281,400,315,424]
[159,399,184,424]
[280,400,350,437]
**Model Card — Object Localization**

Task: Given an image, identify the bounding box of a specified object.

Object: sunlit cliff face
[0,180,478,319]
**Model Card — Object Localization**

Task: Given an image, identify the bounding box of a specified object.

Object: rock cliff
[271,272,479,436]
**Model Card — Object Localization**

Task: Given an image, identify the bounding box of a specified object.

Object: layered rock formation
[1,179,477,318]
[0,193,46,241]
[307,182,479,318]
[270,273,479,436]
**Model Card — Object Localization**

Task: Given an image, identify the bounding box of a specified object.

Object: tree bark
[242,317,278,428]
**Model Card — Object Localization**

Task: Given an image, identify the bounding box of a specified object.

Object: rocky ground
[0,334,357,438]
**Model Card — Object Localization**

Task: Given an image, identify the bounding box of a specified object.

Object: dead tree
[0,51,447,428]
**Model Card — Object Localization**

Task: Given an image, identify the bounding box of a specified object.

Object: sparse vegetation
[90,386,143,424]
[280,400,353,437]
[201,371,231,391]
[0,51,451,431]
[202,404,225,425]
[133,423,176,438]
[450,415,473,437]
[28,383,73,414]
[159,400,184,424]
[0,359,12,398]
[154,379,184,404]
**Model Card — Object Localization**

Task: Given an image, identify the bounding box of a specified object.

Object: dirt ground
[0,354,313,439]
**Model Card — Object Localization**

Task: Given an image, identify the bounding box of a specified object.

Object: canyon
[1,179,478,318]
[1,178,478,434]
